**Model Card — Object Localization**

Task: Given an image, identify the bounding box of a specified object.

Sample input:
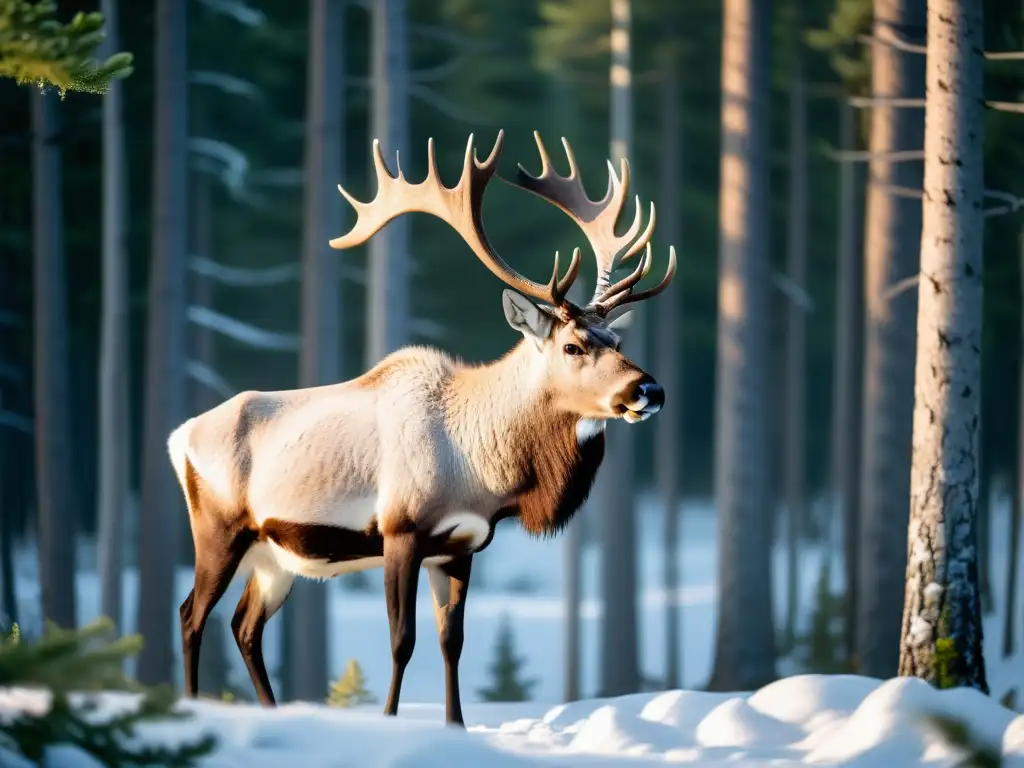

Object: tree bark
[33,87,78,631]
[898,0,986,693]
[782,39,807,656]
[136,0,188,685]
[832,99,865,664]
[708,0,777,691]
[366,0,409,367]
[856,0,926,679]
[97,0,129,634]
[656,41,682,691]
[288,0,345,703]
[596,0,641,698]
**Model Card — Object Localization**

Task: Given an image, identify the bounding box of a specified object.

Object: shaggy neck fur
[446,340,606,537]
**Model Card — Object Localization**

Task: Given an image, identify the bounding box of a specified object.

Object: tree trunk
[832,99,865,664]
[33,87,78,631]
[0,386,17,629]
[597,0,640,698]
[1004,225,1024,659]
[856,0,926,680]
[707,0,776,692]
[97,0,129,634]
[898,0,986,693]
[288,0,345,702]
[656,42,682,691]
[136,0,188,685]
[366,0,409,367]
[782,38,807,655]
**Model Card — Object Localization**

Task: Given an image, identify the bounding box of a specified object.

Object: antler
[330,131,581,310]
[508,131,675,317]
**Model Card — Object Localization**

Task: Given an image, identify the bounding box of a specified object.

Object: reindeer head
[329,131,676,425]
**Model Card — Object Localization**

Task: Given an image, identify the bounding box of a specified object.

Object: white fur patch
[166,419,193,486]
[250,494,377,529]
[432,512,490,550]
[576,418,607,444]
[236,543,296,613]
[266,539,384,581]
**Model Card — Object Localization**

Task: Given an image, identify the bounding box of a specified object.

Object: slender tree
[33,83,77,631]
[96,0,129,635]
[857,0,926,680]
[596,0,640,697]
[782,28,807,655]
[708,0,776,692]
[656,37,682,691]
[289,0,345,702]
[136,0,188,685]
[831,99,865,663]
[366,0,409,366]
[899,0,986,693]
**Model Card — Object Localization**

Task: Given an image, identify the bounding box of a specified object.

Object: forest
[1,0,1023,737]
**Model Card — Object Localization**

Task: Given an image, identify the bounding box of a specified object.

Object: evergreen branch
[186,306,299,351]
[185,360,235,401]
[0,0,133,95]
[188,255,300,286]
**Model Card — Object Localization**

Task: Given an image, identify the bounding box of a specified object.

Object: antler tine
[595,245,678,315]
[329,131,580,309]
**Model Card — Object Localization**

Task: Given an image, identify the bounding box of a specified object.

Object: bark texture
[597,0,640,697]
[33,87,78,630]
[898,0,987,693]
[137,0,188,685]
[288,0,345,703]
[97,0,129,633]
[366,0,409,366]
[857,0,926,679]
[708,0,777,691]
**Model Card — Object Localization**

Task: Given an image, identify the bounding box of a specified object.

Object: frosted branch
[190,137,250,194]
[882,274,919,301]
[187,306,299,351]
[409,83,487,125]
[824,148,925,163]
[190,71,263,101]
[0,410,32,435]
[848,96,925,108]
[189,255,300,286]
[985,101,1024,114]
[858,34,1024,60]
[772,272,815,313]
[186,360,236,400]
[195,0,265,27]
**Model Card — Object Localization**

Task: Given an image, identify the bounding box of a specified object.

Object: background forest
[1,0,1023,707]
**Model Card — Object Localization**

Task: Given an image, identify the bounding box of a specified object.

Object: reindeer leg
[428,554,473,726]
[382,533,422,716]
[230,577,291,706]
[180,527,255,699]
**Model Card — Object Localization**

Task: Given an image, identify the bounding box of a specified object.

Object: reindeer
[168,130,675,725]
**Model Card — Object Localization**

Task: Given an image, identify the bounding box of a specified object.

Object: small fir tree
[0,0,133,94]
[327,659,377,708]
[477,613,536,702]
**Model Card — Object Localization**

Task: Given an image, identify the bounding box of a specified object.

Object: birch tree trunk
[782,40,807,655]
[832,100,865,662]
[656,43,682,691]
[0,387,15,628]
[137,0,188,685]
[33,86,77,631]
[898,0,986,692]
[289,0,344,702]
[708,0,776,691]
[856,0,926,679]
[97,0,129,634]
[597,0,640,697]
[366,0,409,367]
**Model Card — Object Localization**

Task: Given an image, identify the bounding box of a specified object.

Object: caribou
[168,130,676,725]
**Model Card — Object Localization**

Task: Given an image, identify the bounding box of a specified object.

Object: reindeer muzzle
[620,378,664,424]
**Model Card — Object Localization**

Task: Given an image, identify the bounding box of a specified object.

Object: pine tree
[326,659,377,708]
[477,614,536,703]
[0,0,132,95]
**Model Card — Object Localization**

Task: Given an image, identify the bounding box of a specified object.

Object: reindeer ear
[605,308,635,331]
[502,289,555,341]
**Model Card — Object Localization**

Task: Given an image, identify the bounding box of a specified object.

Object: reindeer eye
[563,343,584,356]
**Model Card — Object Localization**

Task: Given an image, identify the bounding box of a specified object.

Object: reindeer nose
[630,379,664,414]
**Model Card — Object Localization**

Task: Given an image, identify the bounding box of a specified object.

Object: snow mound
[2,674,1022,766]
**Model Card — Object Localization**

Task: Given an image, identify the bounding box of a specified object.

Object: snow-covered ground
[3,674,1024,766]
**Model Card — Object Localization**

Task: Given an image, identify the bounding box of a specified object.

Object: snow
[3,674,1024,766]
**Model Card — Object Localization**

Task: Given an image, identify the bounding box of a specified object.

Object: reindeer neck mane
[447,339,606,537]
